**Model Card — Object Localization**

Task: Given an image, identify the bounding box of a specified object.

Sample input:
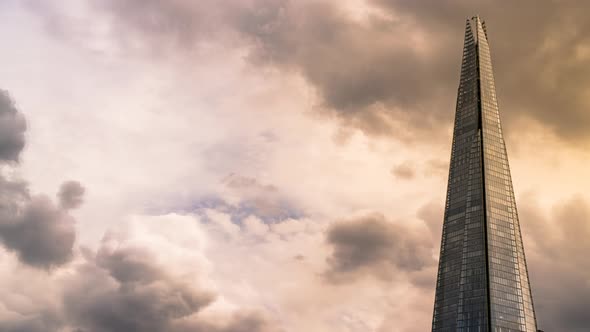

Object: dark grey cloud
[0,195,76,268]
[238,0,456,139]
[0,90,82,268]
[0,90,26,162]
[26,0,450,140]
[324,213,435,283]
[0,313,61,332]
[63,246,215,332]
[56,241,279,332]
[371,0,590,143]
[175,311,281,332]
[30,0,590,144]
[95,245,163,284]
[519,196,590,332]
[242,0,590,143]
[0,231,278,332]
[58,180,85,210]
[391,162,416,180]
[0,174,29,221]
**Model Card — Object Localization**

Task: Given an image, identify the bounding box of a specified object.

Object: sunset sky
[0,1,589,331]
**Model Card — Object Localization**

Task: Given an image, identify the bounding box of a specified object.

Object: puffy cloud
[0,90,26,162]
[0,195,76,268]
[61,219,282,332]
[63,246,215,332]
[0,90,82,269]
[324,213,435,283]
[58,181,85,210]
[0,213,281,332]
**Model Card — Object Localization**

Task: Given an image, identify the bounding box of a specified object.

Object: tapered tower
[432,17,537,331]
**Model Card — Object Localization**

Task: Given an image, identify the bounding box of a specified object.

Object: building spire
[431,17,538,332]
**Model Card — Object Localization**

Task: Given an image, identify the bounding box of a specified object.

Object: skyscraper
[431,17,537,332]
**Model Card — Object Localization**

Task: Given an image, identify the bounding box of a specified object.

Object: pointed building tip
[465,15,488,44]
[468,15,483,26]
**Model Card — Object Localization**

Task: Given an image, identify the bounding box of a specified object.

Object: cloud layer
[30,0,590,144]
[2,2,590,332]
[520,197,590,332]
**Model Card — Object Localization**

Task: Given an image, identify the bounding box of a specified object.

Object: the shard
[432,17,538,332]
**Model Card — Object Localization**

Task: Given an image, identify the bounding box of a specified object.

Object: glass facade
[432,17,537,332]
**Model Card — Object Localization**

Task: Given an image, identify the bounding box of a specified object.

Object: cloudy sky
[0,0,589,331]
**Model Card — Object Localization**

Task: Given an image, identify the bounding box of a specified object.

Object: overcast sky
[0,1,589,331]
